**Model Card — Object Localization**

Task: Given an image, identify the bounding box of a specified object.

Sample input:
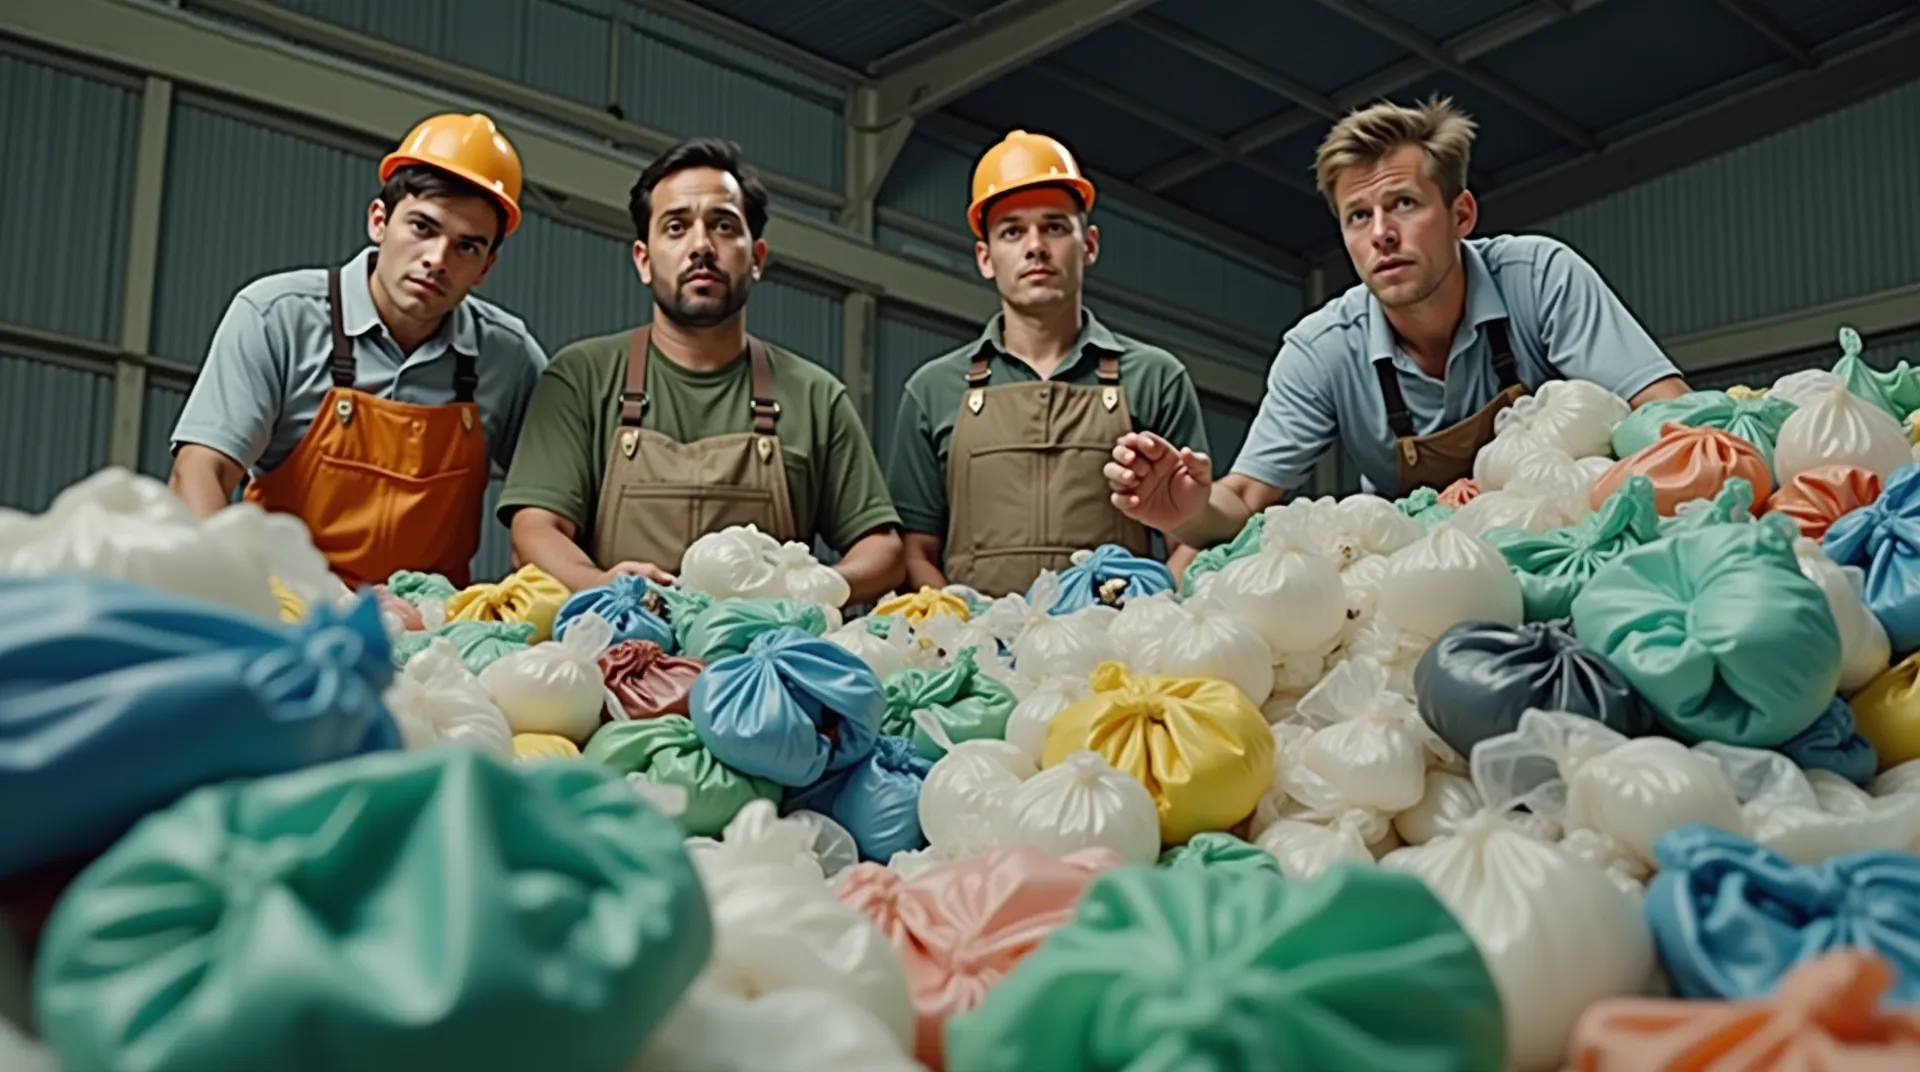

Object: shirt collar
[972,307,1123,373]
[1366,240,1510,365]
[338,246,480,356]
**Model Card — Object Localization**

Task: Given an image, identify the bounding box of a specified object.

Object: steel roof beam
[1713,0,1817,69]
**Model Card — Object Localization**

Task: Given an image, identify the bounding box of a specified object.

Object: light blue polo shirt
[1232,234,1680,494]
[170,246,548,477]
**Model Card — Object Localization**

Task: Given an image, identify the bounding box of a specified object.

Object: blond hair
[1314,95,1478,209]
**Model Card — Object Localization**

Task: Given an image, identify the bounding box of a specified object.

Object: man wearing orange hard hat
[884,129,1210,597]
[167,112,549,589]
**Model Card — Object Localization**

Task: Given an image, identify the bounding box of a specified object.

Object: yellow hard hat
[966,129,1097,238]
[380,113,524,236]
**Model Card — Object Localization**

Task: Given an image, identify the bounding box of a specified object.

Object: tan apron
[590,325,798,572]
[1376,320,1535,496]
[943,350,1151,597]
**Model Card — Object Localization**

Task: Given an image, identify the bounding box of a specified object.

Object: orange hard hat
[966,129,1097,238]
[380,113,524,236]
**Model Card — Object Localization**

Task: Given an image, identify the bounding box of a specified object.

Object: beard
[653,265,752,329]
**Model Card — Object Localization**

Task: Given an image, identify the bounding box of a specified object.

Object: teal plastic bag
[583,715,780,837]
[1571,517,1842,747]
[1610,391,1798,470]
[383,569,458,605]
[943,863,1506,1072]
[880,646,1018,760]
[679,597,830,662]
[1831,327,1912,419]
[1657,476,1757,538]
[32,747,710,1072]
[1394,487,1457,531]
[1181,512,1266,596]
[1156,832,1280,876]
[391,619,534,673]
[1484,475,1662,621]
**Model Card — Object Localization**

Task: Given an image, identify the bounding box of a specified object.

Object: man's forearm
[901,533,947,592]
[167,451,244,519]
[835,531,907,605]
[510,518,605,592]
[1170,483,1260,549]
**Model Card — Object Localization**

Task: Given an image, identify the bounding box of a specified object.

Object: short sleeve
[820,390,903,551]
[487,332,551,468]
[884,387,946,535]
[1229,337,1337,491]
[495,352,599,531]
[169,296,285,469]
[1534,242,1682,399]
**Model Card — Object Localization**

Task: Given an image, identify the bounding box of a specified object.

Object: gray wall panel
[140,383,190,480]
[873,309,977,464]
[0,356,115,512]
[473,476,512,583]
[1200,396,1255,476]
[750,276,844,375]
[1690,326,1920,393]
[477,212,650,354]
[0,55,139,343]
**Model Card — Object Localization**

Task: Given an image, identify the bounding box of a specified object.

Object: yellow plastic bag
[1725,384,1769,401]
[873,586,970,626]
[513,733,582,762]
[447,563,569,642]
[1043,662,1274,844]
[1904,411,1920,446]
[1849,653,1920,771]
[269,578,305,624]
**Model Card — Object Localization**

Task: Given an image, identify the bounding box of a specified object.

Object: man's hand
[602,561,675,586]
[1105,432,1212,534]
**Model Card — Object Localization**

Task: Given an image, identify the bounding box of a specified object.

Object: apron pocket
[310,456,485,570]
[1044,442,1134,548]
[613,483,782,565]
[958,444,1043,550]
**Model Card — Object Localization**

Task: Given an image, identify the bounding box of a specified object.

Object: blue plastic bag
[1644,824,1920,1002]
[1824,461,1920,657]
[690,626,881,787]
[0,574,399,881]
[829,735,931,862]
[1039,544,1174,614]
[1775,697,1878,786]
[552,574,675,650]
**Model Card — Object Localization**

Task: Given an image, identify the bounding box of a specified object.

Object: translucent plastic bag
[1692,742,1920,864]
[1472,708,1745,870]
[1768,367,1846,409]
[1491,377,1631,462]
[632,982,923,1072]
[1377,522,1523,641]
[1105,590,1192,667]
[1254,815,1375,879]
[974,576,1120,682]
[769,539,852,609]
[683,799,860,888]
[825,616,919,680]
[679,524,784,599]
[1112,590,1274,707]
[1287,657,1448,816]
[1322,493,1423,564]
[1210,507,1347,656]
[915,713,1036,858]
[384,637,514,760]
[1002,751,1160,864]
[1792,536,1892,694]
[1774,381,1911,482]
[1003,673,1091,766]
[478,610,619,743]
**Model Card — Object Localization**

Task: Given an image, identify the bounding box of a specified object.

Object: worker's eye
[410,219,432,236]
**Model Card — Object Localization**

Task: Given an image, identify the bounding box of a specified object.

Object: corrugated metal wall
[1200,397,1255,477]
[139,383,189,480]
[1689,325,1920,392]
[873,308,977,463]
[0,357,114,512]
[1535,78,1920,341]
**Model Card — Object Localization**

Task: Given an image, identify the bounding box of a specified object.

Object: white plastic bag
[1793,537,1892,693]
[1004,673,1091,765]
[678,524,783,599]
[826,617,919,680]
[1694,742,1920,863]
[1002,750,1160,864]
[1871,759,1920,798]
[0,467,282,619]
[1474,425,1564,492]
[699,863,915,1047]
[478,610,619,742]
[1105,590,1192,667]
[383,637,514,760]
[1773,382,1910,480]
[1380,771,1654,1072]
[1490,378,1631,462]
[771,540,851,609]
[908,611,1000,672]
[1255,816,1375,879]
[1377,522,1522,641]
[1210,508,1347,657]
[1472,708,1744,870]
[1324,493,1421,563]
[200,501,348,612]
[632,983,923,1072]
[1394,769,1483,846]
[1129,590,1274,707]
[977,575,1121,682]
[684,799,861,888]
[915,714,1036,857]
[1286,657,1443,814]
[1444,489,1575,538]
[1769,368,1846,409]
[1505,446,1599,522]
[0,1018,56,1072]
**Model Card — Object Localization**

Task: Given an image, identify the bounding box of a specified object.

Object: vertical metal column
[110,74,174,471]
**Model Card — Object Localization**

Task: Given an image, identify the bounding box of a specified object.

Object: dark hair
[628,137,770,242]
[379,165,509,249]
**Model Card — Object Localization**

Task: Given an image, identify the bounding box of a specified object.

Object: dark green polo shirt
[885,309,1211,536]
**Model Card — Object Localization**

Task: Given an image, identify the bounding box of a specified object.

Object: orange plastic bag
[1437,478,1480,507]
[1571,950,1920,1071]
[834,845,1122,1070]
[1767,465,1884,541]
[1590,422,1772,517]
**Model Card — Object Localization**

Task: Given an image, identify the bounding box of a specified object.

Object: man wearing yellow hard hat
[167,113,549,590]
[884,130,1210,597]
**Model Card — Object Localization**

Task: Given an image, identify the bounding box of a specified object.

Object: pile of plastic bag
[11,326,1920,1071]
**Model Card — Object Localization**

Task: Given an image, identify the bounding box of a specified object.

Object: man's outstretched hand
[1105,432,1211,535]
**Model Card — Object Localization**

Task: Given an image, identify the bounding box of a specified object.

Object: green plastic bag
[1570,516,1842,748]
[391,619,535,673]
[583,715,780,837]
[33,748,711,1072]
[646,583,713,640]
[1484,475,1662,622]
[1655,476,1757,538]
[384,569,458,605]
[880,646,1018,759]
[1181,513,1266,596]
[943,863,1506,1072]
[1395,487,1457,531]
[1609,390,1798,469]
[1156,832,1280,876]
[1828,327,1911,419]
[679,597,829,661]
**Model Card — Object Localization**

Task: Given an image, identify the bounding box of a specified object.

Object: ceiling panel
[1158,164,1335,255]
[690,0,955,68]
[947,69,1197,178]
[1151,0,1412,96]
[1051,23,1298,140]
[1743,0,1915,49]
[1359,0,1543,42]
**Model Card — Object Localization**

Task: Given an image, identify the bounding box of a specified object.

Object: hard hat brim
[967,175,1096,238]
[379,152,524,238]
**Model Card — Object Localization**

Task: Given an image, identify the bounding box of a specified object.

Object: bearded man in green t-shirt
[497,137,905,602]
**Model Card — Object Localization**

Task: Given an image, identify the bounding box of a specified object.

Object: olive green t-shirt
[497,329,899,555]
[885,309,1212,535]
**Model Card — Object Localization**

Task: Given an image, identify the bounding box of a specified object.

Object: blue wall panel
[140,382,190,480]
[873,308,976,465]
[0,356,114,513]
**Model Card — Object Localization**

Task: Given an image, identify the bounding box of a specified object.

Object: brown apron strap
[452,314,479,404]
[325,266,354,389]
[1487,320,1523,390]
[1095,352,1120,386]
[747,335,778,437]
[622,325,652,427]
[966,353,992,387]
[1373,357,1414,441]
